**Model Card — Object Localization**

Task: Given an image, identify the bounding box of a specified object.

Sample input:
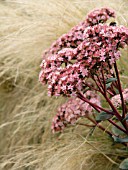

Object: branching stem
[114,62,126,119]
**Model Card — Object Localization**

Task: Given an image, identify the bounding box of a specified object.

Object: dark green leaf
[112,122,125,136]
[106,83,111,89]
[115,88,119,94]
[119,158,128,170]
[96,111,113,122]
[106,77,117,84]
[112,136,128,143]
[112,126,125,136]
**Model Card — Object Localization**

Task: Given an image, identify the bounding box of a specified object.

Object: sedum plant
[39,7,128,168]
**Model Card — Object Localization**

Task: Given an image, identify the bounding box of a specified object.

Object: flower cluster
[39,15,128,96]
[39,8,128,145]
[43,8,115,58]
[82,24,128,65]
[111,88,128,108]
[86,8,115,26]
[43,8,115,59]
[51,91,101,133]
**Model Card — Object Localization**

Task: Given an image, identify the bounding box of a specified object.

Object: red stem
[93,76,104,94]
[108,119,127,134]
[88,117,128,146]
[114,62,128,133]
[83,82,101,93]
[77,92,114,115]
[94,71,122,122]
[87,117,113,137]
[96,75,104,92]
[78,92,127,134]
[101,67,107,96]
[97,70,127,134]
[114,62,126,119]
[105,95,122,121]
[107,89,115,96]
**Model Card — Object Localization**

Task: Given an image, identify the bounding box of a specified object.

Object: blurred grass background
[0,0,128,169]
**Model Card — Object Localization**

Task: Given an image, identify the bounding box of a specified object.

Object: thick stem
[108,119,127,134]
[96,74,104,91]
[114,62,126,119]
[94,75,104,93]
[95,69,123,122]
[87,117,127,146]
[77,92,114,115]
[101,67,107,97]
[110,83,117,95]
[108,61,118,88]
[107,89,115,96]
[94,64,127,134]
[83,82,101,93]
[93,74,122,121]
[114,62,128,133]
[105,95,122,121]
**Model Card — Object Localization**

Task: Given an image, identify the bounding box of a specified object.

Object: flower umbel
[39,8,128,97]
[111,88,128,108]
[52,91,101,133]
[39,8,128,148]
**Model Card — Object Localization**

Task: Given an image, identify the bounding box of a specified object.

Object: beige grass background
[0,0,128,170]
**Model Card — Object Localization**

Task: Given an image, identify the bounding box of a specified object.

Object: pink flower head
[51,91,101,133]
[111,89,128,108]
[86,8,115,26]
[39,8,128,97]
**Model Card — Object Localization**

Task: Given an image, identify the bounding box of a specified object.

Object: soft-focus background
[0,0,128,170]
